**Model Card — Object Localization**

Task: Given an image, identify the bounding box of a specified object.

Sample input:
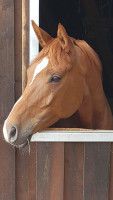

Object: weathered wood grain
[84,143,110,200]
[0,0,15,200]
[28,143,37,200]
[64,143,84,200]
[109,143,113,200]
[15,148,29,200]
[22,0,29,91]
[14,0,22,100]
[36,143,64,200]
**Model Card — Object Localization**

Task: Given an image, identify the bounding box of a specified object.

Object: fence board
[84,143,110,200]
[0,141,15,200]
[22,0,29,91]
[64,143,84,200]
[28,144,37,200]
[36,143,64,200]
[109,143,113,200]
[14,0,22,100]
[16,149,29,200]
[0,0,15,200]
[31,129,113,142]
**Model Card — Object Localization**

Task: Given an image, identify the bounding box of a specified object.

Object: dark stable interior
[39,0,113,127]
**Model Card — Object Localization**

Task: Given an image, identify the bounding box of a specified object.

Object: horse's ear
[31,20,52,48]
[57,23,72,53]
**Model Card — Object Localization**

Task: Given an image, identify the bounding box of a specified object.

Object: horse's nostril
[9,126,18,143]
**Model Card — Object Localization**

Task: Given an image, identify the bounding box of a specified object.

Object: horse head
[3,21,106,148]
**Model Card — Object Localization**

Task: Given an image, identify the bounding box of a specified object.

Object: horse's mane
[75,40,102,76]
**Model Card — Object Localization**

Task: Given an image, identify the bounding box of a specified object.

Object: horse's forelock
[48,38,71,72]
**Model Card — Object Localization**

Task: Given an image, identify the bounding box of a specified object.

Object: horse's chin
[14,141,28,149]
[12,135,32,149]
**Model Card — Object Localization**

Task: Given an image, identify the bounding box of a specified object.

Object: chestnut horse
[3,21,113,148]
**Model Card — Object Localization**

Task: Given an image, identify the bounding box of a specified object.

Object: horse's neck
[78,80,113,130]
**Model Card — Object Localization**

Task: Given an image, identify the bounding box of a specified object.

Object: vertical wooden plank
[0,139,15,200]
[22,0,29,91]
[36,143,64,200]
[109,143,113,200]
[0,0,15,117]
[64,143,84,200]
[16,148,29,200]
[84,143,110,200]
[28,144,37,200]
[0,0,15,200]
[14,0,22,99]
[14,1,28,200]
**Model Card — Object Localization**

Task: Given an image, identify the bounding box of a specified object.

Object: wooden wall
[0,1,113,200]
[0,1,15,199]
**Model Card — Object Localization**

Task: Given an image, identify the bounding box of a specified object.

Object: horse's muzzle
[3,121,32,148]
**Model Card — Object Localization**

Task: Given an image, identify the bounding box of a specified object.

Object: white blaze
[30,57,49,85]
[3,96,23,142]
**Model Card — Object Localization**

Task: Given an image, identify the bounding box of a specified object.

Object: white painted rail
[31,129,113,142]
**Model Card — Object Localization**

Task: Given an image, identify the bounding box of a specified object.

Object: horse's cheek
[45,93,54,106]
[52,76,84,119]
[39,91,54,108]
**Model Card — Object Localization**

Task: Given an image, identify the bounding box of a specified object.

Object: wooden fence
[0,0,113,200]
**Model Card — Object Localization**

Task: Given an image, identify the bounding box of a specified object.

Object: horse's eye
[50,75,61,83]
